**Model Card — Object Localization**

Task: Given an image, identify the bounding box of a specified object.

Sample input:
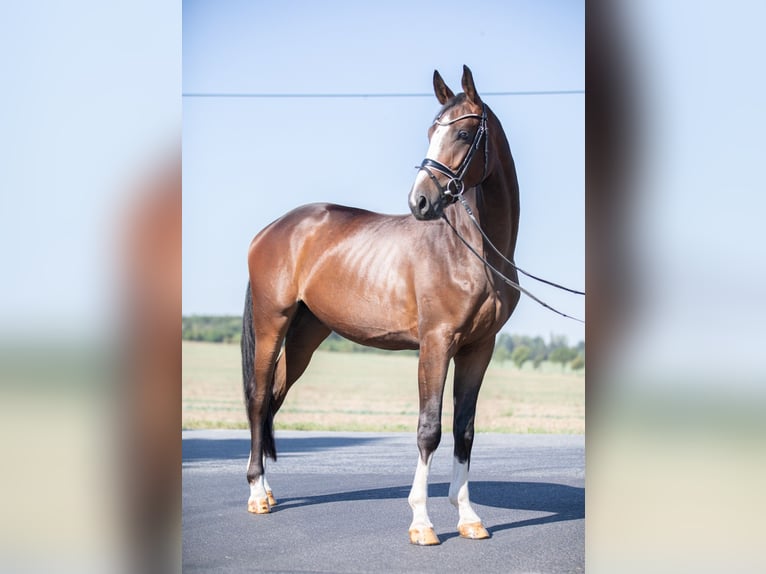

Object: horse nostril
[418,196,428,213]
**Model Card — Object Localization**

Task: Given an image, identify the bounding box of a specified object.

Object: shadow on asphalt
[183,435,583,541]
[182,435,387,462]
[276,480,583,539]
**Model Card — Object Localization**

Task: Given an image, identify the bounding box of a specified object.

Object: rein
[457,195,586,296]
[442,207,584,323]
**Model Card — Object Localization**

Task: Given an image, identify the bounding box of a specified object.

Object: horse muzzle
[409,173,445,220]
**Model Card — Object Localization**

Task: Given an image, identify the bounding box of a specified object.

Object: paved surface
[183,430,584,573]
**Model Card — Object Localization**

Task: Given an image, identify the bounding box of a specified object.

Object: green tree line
[182,315,242,344]
[183,315,584,370]
[493,333,584,371]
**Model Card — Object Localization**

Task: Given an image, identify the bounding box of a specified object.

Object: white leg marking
[249,475,268,501]
[449,458,482,526]
[246,452,269,512]
[262,455,272,494]
[262,456,277,505]
[408,454,434,531]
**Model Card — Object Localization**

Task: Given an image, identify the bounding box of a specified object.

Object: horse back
[247,203,422,349]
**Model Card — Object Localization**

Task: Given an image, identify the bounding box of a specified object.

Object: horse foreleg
[409,452,438,545]
[408,338,450,545]
[449,340,494,539]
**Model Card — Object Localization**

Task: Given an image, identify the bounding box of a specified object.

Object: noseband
[418,103,488,202]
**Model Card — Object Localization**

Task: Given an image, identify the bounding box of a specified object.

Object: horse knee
[417,419,442,458]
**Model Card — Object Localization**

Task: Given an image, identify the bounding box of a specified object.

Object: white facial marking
[412,121,454,196]
[449,458,482,526]
[425,123,451,164]
[408,454,434,530]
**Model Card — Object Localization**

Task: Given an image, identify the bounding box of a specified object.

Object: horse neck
[472,120,520,260]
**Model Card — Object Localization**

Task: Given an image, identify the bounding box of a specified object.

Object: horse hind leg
[243,285,295,514]
[258,303,330,508]
[449,341,495,540]
[245,327,284,514]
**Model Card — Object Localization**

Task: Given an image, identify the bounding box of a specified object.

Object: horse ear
[433,70,455,105]
[461,65,482,105]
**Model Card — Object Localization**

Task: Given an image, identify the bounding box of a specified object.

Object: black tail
[241,281,277,461]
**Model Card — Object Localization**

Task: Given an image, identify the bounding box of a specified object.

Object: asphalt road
[183,430,584,573]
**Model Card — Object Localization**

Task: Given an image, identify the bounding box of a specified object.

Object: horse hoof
[458,522,490,540]
[409,527,440,546]
[267,491,277,507]
[247,498,270,514]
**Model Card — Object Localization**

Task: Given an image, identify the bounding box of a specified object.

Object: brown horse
[242,66,521,545]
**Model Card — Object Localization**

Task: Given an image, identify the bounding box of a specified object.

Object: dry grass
[182,341,584,433]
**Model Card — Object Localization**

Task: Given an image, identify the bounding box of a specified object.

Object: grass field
[182,341,584,434]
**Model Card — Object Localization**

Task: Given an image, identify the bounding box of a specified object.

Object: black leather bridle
[417,103,489,203]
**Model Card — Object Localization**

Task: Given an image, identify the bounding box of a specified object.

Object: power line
[182,89,584,99]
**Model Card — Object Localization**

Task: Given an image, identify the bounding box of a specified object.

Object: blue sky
[183,0,584,343]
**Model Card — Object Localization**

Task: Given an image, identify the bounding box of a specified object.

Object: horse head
[409,65,490,220]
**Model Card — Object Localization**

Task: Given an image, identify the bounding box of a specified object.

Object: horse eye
[457,130,470,141]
